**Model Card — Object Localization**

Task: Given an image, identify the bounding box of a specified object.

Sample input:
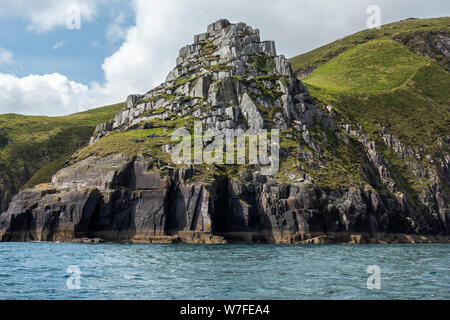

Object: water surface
[0,243,448,299]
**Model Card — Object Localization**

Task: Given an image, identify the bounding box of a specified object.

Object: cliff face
[1,19,449,243]
[1,153,447,244]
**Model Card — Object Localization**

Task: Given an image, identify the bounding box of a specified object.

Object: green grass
[24,154,72,188]
[0,103,124,200]
[302,39,429,94]
[71,117,191,165]
[174,75,196,87]
[251,56,275,73]
[302,41,449,153]
[293,17,450,198]
[67,17,450,194]
[290,17,450,75]
[2,16,449,210]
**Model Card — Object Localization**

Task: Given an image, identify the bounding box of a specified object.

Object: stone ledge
[207,19,231,33]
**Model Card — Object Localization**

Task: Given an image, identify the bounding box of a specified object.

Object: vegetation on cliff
[291,17,450,203]
[290,17,450,75]
[0,18,448,243]
[0,103,124,208]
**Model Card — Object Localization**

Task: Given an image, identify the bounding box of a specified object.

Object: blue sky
[0,1,134,84]
[0,0,448,116]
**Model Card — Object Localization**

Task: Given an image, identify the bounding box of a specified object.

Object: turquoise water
[0,243,449,299]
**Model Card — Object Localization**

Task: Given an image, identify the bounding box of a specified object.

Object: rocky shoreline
[6,232,450,244]
[0,19,448,244]
[0,156,445,243]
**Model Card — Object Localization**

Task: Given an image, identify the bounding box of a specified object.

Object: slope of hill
[300,38,449,148]
[1,19,448,244]
[289,17,449,234]
[0,103,124,210]
[290,17,450,75]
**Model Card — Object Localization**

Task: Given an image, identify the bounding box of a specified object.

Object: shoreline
[2,232,450,244]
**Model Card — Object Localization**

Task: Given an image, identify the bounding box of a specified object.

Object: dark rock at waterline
[1,155,448,243]
[0,19,448,244]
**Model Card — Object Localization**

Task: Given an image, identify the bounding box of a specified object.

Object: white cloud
[106,13,129,44]
[0,0,449,116]
[0,73,93,115]
[52,41,65,50]
[89,0,450,109]
[0,0,102,32]
[92,0,382,103]
[0,47,15,65]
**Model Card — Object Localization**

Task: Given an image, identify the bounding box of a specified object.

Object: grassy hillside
[302,39,430,94]
[296,18,450,149]
[0,103,124,208]
[1,17,448,212]
[290,17,450,198]
[290,17,450,75]
[70,17,449,196]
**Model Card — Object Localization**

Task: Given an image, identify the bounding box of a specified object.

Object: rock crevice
[1,19,448,243]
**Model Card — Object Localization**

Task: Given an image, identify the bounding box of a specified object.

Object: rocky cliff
[1,19,449,243]
[0,104,124,214]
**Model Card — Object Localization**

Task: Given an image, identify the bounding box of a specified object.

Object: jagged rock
[87,19,320,139]
[2,155,443,243]
[1,19,448,243]
[190,75,212,98]
[207,19,230,33]
[126,94,142,109]
[273,112,287,130]
[240,93,264,129]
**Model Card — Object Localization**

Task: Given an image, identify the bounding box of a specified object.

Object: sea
[0,242,449,299]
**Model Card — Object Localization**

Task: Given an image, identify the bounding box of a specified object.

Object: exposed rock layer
[1,154,448,243]
[1,19,449,243]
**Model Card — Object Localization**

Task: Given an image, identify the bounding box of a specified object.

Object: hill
[0,18,448,243]
[289,17,450,217]
[0,103,124,210]
[290,17,450,75]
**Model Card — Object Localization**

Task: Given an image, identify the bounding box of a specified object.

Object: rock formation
[0,19,448,243]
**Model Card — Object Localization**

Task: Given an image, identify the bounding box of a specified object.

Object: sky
[0,0,448,116]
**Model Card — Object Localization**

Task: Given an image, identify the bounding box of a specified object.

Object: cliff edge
[1,19,448,244]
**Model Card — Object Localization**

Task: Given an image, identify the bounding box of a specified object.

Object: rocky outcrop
[340,122,449,235]
[1,19,449,243]
[1,154,448,243]
[0,155,221,243]
[393,30,450,71]
[90,19,321,143]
